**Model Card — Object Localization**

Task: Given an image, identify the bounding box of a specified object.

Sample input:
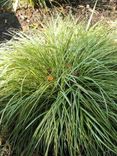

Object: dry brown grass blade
[86,0,98,31]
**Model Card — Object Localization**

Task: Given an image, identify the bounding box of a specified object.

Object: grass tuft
[0,17,117,156]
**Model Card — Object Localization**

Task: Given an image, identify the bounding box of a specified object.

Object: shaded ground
[0,12,21,42]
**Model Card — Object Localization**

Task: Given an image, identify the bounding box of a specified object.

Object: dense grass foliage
[0,17,117,156]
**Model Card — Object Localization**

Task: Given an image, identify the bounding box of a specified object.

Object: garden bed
[0,0,117,41]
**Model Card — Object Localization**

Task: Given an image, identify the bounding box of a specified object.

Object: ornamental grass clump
[0,17,117,156]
